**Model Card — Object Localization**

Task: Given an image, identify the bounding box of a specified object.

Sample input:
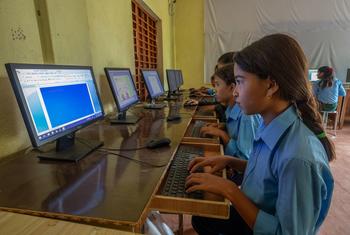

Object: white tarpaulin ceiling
[204,0,350,83]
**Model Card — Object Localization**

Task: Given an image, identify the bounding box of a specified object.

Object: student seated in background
[313,66,346,111]
[200,64,261,160]
[186,34,334,235]
[186,52,236,122]
[189,52,236,96]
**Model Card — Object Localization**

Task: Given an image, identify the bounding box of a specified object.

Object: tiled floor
[162,123,350,235]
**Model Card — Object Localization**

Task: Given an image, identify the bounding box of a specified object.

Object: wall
[174,0,205,88]
[0,0,44,158]
[0,0,175,159]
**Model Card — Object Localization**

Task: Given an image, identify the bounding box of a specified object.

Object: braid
[294,95,336,161]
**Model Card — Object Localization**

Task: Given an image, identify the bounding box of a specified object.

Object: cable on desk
[97,149,168,168]
[76,138,167,168]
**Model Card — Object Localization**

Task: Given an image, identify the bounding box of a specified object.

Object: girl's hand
[185,172,236,196]
[200,126,223,137]
[188,155,232,174]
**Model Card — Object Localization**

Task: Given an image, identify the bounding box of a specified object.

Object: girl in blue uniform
[200,64,260,160]
[313,66,346,111]
[186,34,335,235]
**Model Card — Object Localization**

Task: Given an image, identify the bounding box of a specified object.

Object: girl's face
[214,75,235,103]
[233,64,272,115]
[317,71,324,79]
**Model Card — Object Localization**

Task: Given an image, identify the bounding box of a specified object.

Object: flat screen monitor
[346,68,350,83]
[175,69,184,86]
[104,68,141,124]
[6,63,104,161]
[140,69,164,99]
[308,69,319,82]
[166,69,177,93]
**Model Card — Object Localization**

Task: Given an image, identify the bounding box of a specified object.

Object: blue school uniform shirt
[224,104,261,159]
[313,78,346,104]
[241,106,334,235]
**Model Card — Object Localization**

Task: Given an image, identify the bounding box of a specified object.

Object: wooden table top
[0,100,197,231]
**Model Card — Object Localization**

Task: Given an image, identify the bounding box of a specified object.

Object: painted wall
[174,0,205,88]
[0,0,177,159]
[0,0,44,158]
[46,0,92,65]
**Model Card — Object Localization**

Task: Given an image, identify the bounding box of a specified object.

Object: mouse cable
[97,149,168,168]
[76,138,167,168]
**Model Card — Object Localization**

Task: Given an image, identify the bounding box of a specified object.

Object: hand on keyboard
[188,155,232,174]
[185,171,234,196]
[199,126,224,138]
[184,99,198,106]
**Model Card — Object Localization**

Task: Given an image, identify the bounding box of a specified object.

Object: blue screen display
[40,84,95,128]
[16,68,103,141]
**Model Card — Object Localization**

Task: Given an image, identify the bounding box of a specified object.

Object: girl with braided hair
[186,34,334,235]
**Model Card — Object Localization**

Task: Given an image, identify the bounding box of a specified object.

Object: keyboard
[144,103,166,109]
[191,121,206,137]
[162,145,204,199]
[196,109,213,116]
[201,97,216,103]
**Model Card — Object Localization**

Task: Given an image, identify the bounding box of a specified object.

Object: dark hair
[217,52,236,65]
[234,33,335,161]
[214,64,235,86]
[318,66,334,89]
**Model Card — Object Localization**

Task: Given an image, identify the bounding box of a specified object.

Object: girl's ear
[266,79,279,98]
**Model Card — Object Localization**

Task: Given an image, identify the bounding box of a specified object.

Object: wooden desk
[0,211,137,234]
[0,99,228,233]
[0,103,194,232]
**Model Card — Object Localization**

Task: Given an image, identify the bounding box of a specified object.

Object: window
[132,0,158,100]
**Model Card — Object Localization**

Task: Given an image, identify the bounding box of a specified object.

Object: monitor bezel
[140,68,164,99]
[166,69,177,92]
[104,67,140,112]
[5,63,105,148]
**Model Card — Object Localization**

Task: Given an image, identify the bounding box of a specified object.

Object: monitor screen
[104,68,139,112]
[166,69,177,92]
[175,70,183,88]
[346,68,350,83]
[308,69,319,82]
[141,69,164,99]
[6,63,104,147]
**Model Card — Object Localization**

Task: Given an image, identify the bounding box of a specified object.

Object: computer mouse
[146,138,171,149]
[166,115,181,121]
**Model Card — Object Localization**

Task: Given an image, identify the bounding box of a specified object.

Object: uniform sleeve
[338,80,346,97]
[253,158,332,235]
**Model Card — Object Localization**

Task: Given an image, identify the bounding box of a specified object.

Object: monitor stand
[109,111,141,124]
[144,99,166,109]
[162,91,177,101]
[37,133,103,162]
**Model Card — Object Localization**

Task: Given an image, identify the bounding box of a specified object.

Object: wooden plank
[0,211,138,234]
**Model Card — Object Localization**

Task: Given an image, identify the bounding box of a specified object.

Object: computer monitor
[308,69,319,82]
[140,69,165,100]
[104,68,141,124]
[5,63,104,162]
[176,70,184,86]
[166,69,178,93]
[346,68,350,83]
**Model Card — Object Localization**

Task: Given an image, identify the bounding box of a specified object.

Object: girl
[186,34,334,235]
[200,64,260,160]
[313,66,346,111]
